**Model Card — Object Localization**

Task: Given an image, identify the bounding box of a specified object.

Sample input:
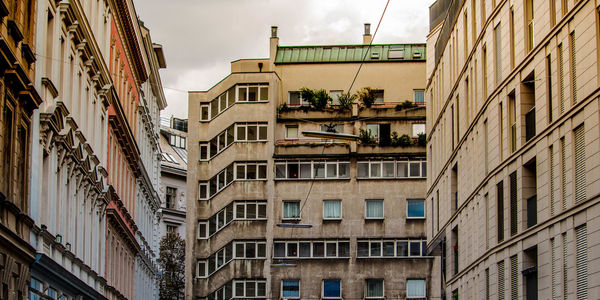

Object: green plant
[357,87,376,108]
[359,128,376,144]
[300,87,331,110]
[400,100,416,109]
[337,92,356,111]
[417,132,426,146]
[390,131,400,146]
[278,103,290,113]
[398,134,412,147]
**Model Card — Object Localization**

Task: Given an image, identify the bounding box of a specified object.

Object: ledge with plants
[359,129,426,147]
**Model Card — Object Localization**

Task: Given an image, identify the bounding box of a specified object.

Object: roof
[274,43,426,64]
[159,125,187,174]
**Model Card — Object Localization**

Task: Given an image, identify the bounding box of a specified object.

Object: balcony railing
[275,138,350,146]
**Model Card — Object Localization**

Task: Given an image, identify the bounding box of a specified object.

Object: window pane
[323,280,341,298]
[300,163,312,178]
[397,241,408,256]
[237,126,246,141]
[358,241,369,257]
[314,163,325,178]
[366,200,383,218]
[287,242,298,257]
[409,162,421,177]
[407,279,426,298]
[247,203,256,219]
[274,243,285,257]
[258,204,266,218]
[248,86,258,101]
[258,164,267,179]
[259,86,268,100]
[397,162,408,177]
[367,124,379,139]
[235,243,244,258]
[201,106,209,120]
[370,242,382,256]
[199,184,207,199]
[235,282,244,297]
[326,242,337,257]
[200,144,208,160]
[258,243,265,257]
[326,163,337,178]
[286,125,298,139]
[258,126,267,140]
[323,200,341,219]
[247,125,257,140]
[246,243,256,258]
[409,241,421,256]
[235,204,245,219]
[366,279,383,297]
[338,242,350,257]
[383,241,395,256]
[299,242,311,257]
[283,202,300,219]
[370,162,381,177]
[257,282,266,296]
[275,164,286,179]
[289,91,300,106]
[339,162,350,178]
[282,280,300,298]
[421,161,427,178]
[236,165,245,180]
[247,164,257,179]
[287,163,299,178]
[246,281,256,297]
[238,87,247,101]
[412,123,426,137]
[227,87,236,106]
[313,242,324,257]
[383,162,395,178]
[407,199,425,218]
[358,162,369,178]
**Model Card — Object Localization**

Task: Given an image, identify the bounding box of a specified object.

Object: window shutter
[485,268,490,300]
[560,138,567,210]
[558,44,565,114]
[550,145,556,216]
[510,172,518,236]
[574,125,586,203]
[575,225,588,300]
[498,260,505,300]
[510,255,518,300]
[570,32,577,103]
[551,238,559,299]
[563,233,568,299]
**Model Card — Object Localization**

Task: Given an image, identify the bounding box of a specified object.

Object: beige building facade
[426,0,600,299]
[186,26,440,299]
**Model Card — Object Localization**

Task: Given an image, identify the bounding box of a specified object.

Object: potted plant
[417,132,426,146]
[336,92,356,112]
[300,87,331,110]
[359,129,376,144]
[357,87,376,108]
[398,134,412,147]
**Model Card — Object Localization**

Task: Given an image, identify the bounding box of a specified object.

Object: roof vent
[413,51,422,58]
[389,48,405,59]
[371,52,380,59]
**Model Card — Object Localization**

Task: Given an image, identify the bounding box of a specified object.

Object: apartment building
[28,0,165,299]
[186,25,439,300]
[426,0,600,299]
[0,0,42,298]
[159,117,188,240]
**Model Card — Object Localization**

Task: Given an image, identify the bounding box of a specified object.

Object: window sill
[406,217,425,220]
[365,218,384,221]
[323,218,342,222]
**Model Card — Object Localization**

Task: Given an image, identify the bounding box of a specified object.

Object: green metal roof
[274,43,426,64]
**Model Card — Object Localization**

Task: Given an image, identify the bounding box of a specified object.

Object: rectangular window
[323,200,342,220]
[570,32,577,104]
[560,137,567,210]
[574,125,586,203]
[165,187,177,209]
[406,279,426,298]
[323,280,341,299]
[200,104,209,121]
[282,280,300,299]
[365,200,384,219]
[494,23,502,83]
[498,260,506,300]
[283,201,300,220]
[525,0,534,52]
[286,125,299,139]
[237,83,268,102]
[510,255,519,300]
[550,0,557,27]
[235,123,268,142]
[275,161,350,180]
[508,91,517,152]
[497,181,505,242]
[482,45,488,99]
[414,89,425,105]
[373,90,384,103]
[558,44,565,114]
[510,7,515,69]
[330,90,343,106]
[288,91,306,106]
[407,199,425,219]
[547,55,553,123]
[365,279,384,299]
[197,261,206,278]
[412,123,426,137]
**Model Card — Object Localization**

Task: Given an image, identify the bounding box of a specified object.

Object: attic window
[371,52,380,59]
[413,51,422,58]
[389,48,405,59]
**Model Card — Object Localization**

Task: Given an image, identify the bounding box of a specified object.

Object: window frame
[365,199,384,220]
[365,279,385,299]
[323,199,342,220]
[322,279,342,299]
[281,280,301,299]
[273,240,351,259]
[406,199,426,219]
[282,200,301,220]
[406,279,427,299]
[275,160,350,180]
[285,124,299,139]
[236,83,269,103]
[197,260,207,278]
[412,123,426,137]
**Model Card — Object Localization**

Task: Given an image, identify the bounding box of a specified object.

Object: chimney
[363,23,372,45]
[269,26,279,63]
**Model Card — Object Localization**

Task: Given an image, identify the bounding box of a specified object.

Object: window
[407,199,425,219]
[406,279,426,298]
[29,278,42,300]
[357,240,425,258]
[197,260,207,278]
[234,241,267,258]
[412,123,426,137]
[288,91,308,106]
[323,280,341,299]
[525,0,534,52]
[365,200,384,219]
[575,224,588,299]
[167,225,177,233]
[161,152,178,164]
[365,279,384,299]
[574,124,586,203]
[165,187,177,208]
[282,280,300,299]
[373,90,384,103]
[236,123,268,142]
[283,201,300,220]
[237,83,268,102]
[235,201,267,220]
[366,124,380,139]
[231,280,266,298]
[358,160,426,179]
[494,23,502,84]
[323,200,342,220]
[414,89,424,105]
[275,161,350,180]
[286,125,299,139]
[274,240,350,259]
[198,162,267,200]
[169,134,186,148]
[330,90,343,106]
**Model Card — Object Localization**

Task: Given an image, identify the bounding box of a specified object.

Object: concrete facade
[186,26,439,300]
[426,0,600,299]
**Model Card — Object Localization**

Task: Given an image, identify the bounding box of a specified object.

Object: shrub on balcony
[357,87,376,108]
[359,128,376,144]
[300,88,331,110]
[337,92,356,112]
[398,134,412,147]
[417,133,426,146]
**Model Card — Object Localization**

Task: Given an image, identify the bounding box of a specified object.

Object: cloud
[135,0,433,119]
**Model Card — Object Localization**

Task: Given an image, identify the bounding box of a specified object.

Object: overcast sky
[134,0,434,119]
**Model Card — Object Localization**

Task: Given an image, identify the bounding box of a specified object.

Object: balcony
[274,138,351,157]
